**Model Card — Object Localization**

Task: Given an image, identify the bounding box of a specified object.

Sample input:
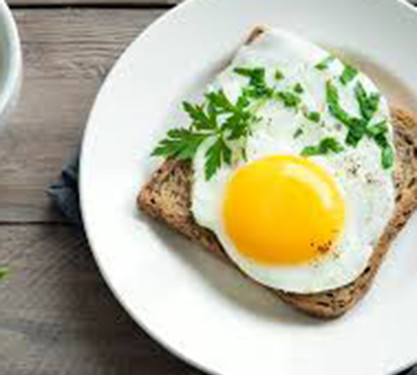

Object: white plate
[80,1,417,374]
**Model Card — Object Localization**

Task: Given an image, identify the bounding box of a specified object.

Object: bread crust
[137,27,417,318]
[138,108,417,318]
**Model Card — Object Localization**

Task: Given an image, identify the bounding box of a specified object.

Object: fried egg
[190,28,396,293]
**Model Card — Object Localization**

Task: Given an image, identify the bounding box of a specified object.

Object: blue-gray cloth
[48,153,82,225]
[48,154,416,375]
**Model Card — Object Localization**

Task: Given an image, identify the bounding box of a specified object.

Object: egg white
[191,28,395,293]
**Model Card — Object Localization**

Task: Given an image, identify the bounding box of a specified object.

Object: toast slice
[138,29,417,319]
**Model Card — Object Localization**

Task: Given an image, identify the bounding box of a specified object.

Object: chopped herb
[293,83,304,94]
[381,144,394,169]
[301,137,344,156]
[315,55,336,70]
[275,69,284,81]
[294,128,303,138]
[366,120,388,137]
[234,67,273,98]
[301,146,319,157]
[344,117,367,146]
[244,85,274,99]
[373,132,388,148]
[326,80,354,127]
[355,82,380,122]
[305,111,321,123]
[153,62,393,178]
[241,147,247,161]
[234,67,265,86]
[0,266,9,281]
[326,79,393,168]
[276,91,301,108]
[340,65,358,85]
[373,131,394,169]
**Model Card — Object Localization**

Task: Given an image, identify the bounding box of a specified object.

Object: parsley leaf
[381,144,394,169]
[326,79,393,168]
[373,132,389,148]
[345,118,367,146]
[304,110,321,123]
[245,85,274,99]
[205,137,232,180]
[0,266,9,281]
[152,86,257,179]
[152,129,207,160]
[183,102,216,130]
[326,80,355,127]
[234,67,273,98]
[223,110,252,140]
[366,120,388,137]
[205,90,235,114]
[234,67,265,86]
[236,93,250,110]
[293,83,304,94]
[340,65,358,85]
[275,69,284,80]
[241,147,247,161]
[355,82,380,122]
[276,91,301,108]
[315,55,335,70]
[371,126,394,169]
[301,137,344,156]
[294,128,303,138]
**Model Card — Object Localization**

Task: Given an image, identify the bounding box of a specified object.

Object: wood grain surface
[0,8,164,223]
[0,6,203,375]
[9,0,180,6]
[0,226,202,375]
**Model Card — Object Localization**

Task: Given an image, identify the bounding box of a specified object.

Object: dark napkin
[48,154,416,375]
[48,153,82,225]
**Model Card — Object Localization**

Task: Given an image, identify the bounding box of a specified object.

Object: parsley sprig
[153,66,305,180]
[152,88,254,180]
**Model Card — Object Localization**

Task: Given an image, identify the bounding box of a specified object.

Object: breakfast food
[138,27,417,318]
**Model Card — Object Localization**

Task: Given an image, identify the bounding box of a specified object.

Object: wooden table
[0,1,416,374]
[0,1,205,373]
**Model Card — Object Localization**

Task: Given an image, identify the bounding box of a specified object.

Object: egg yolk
[223,155,345,265]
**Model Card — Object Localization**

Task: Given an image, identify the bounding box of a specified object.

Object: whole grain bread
[137,28,417,318]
